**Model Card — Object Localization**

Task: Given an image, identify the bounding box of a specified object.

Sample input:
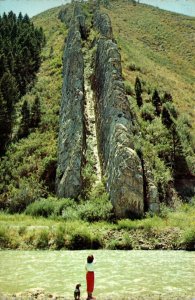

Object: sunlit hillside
[102,0,195,140]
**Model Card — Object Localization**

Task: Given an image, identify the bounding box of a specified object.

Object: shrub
[61,206,79,221]
[34,229,49,249]
[181,228,195,251]
[124,81,133,96]
[140,103,155,122]
[25,197,75,218]
[52,225,67,249]
[78,194,113,222]
[69,230,92,250]
[7,178,46,213]
[0,226,10,248]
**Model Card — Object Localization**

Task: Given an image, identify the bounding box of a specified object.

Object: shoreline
[1,288,195,300]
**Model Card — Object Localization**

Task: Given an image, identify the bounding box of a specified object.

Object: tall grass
[1,203,195,250]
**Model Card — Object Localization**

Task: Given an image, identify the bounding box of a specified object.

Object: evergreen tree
[30,96,41,128]
[152,89,161,116]
[135,76,143,107]
[0,92,11,154]
[161,106,173,129]
[163,91,173,103]
[19,100,30,138]
[0,71,19,114]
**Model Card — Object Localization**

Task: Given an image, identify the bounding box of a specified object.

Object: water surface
[0,250,194,298]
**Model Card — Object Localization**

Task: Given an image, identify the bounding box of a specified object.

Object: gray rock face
[56,17,85,198]
[93,10,113,39]
[93,37,144,218]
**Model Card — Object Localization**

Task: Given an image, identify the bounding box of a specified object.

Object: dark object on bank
[74,283,81,300]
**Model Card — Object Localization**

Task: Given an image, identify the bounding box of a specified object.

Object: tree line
[0,11,45,154]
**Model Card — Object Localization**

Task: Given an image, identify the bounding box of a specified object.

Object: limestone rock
[93,35,144,218]
[56,12,85,198]
[93,10,113,39]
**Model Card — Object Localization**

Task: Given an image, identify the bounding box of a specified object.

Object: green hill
[102,0,195,136]
[0,0,194,215]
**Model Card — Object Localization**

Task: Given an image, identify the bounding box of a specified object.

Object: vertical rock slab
[56,18,85,198]
[93,36,144,218]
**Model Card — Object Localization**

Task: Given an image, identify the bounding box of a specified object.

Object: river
[0,0,195,17]
[0,250,194,298]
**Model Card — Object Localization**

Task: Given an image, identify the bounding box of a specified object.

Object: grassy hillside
[0,0,194,213]
[102,0,195,139]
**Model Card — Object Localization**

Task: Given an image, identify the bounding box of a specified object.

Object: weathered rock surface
[56,2,160,217]
[93,33,144,218]
[93,10,113,39]
[56,9,85,198]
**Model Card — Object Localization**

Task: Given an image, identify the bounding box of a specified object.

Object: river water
[0,0,195,17]
[0,250,194,298]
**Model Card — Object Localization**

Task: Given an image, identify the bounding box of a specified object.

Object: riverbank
[0,203,195,251]
[1,288,194,300]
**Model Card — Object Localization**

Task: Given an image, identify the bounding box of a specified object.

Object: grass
[101,0,195,137]
[0,203,194,250]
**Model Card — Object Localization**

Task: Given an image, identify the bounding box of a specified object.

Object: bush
[52,227,66,249]
[34,229,49,249]
[0,226,10,248]
[7,178,45,213]
[106,236,132,250]
[25,197,75,218]
[124,81,133,96]
[181,228,195,250]
[78,194,113,222]
[69,230,92,250]
[140,103,155,122]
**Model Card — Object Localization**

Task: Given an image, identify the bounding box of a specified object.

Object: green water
[0,250,194,298]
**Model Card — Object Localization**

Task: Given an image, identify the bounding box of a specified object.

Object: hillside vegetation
[102,0,195,136]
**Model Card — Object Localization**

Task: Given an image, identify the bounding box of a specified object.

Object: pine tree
[152,89,161,116]
[19,100,30,138]
[135,76,143,107]
[163,92,173,103]
[0,92,11,154]
[161,106,173,129]
[30,96,41,128]
[0,71,19,114]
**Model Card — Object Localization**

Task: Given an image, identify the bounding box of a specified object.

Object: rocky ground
[0,289,194,300]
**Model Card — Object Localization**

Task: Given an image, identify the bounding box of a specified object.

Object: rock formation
[56,1,159,218]
[56,11,85,198]
[92,14,144,218]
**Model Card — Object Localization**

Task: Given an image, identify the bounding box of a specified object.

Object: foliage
[135,76,143,107]
[0,226,10,248]
[0,7,66,210]
[103,0,195,138]
[0,11,45,153]
[181,228,195,251]
[34,229,49,249]
[25,197,75,218]
[0,203,195,249]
